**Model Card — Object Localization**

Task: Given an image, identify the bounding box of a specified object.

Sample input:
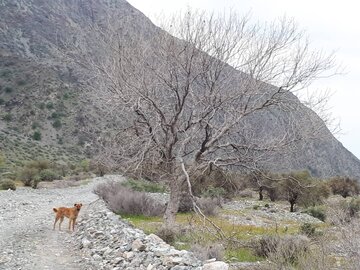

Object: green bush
[1,70,11,77]
[52,119,62,129]
[4,86,12,93]
[3,113,12,122]
[304,206,326,221]
[0,179,16,190]
[32,131,41,141]
[0,98,4,105]
[51,112,59,119]
[46,102,54,109]
[79,159,90,172]
[38,169,58,181]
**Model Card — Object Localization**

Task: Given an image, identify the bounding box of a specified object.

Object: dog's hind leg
[59,216,64,230]
[53,216,60,230]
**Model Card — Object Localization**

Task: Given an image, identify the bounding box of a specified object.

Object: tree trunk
[258,186,263,201]
[290,200,295,212]
[163,179,182,228]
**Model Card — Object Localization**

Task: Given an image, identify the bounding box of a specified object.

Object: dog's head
[74,203,83,211]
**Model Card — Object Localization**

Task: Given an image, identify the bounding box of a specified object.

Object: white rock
[81,238,91,248]
[202,261,229,270]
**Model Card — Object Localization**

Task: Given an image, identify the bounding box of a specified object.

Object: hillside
[0,0,360,178]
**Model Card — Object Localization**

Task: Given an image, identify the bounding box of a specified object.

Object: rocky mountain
[0,0,360,179]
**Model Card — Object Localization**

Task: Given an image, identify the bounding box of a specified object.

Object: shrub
[156,227,177,244]
[89,160,108,176]
[31,175,41,189]
[94,181,164,216]
[32,131,41,141]
[178,192,194,213]
[4,86,12,93]
[197,197,219,216]
[0,179,16,190]
[299,223,316,237]
[191,244,225,261]
[304,205,326,221]
[19,167,38,186]
[51,112,59,119]
[17,79,26,86]
[122,178,166,193]
[52,119,62,129]
[202,186,226,199]
[348,198,360,218]
[254,235,310,265]
[63,93,70,100]
[191,167,240,199]
[27,160,50,171]
[329,176,360,198]
[3,113,12,122]
[0,98,4,105]
[38,169,58,181]
[1,70,11,77]
[46,102,54,109]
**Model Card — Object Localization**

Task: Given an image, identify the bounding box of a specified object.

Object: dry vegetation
[94,175,360,269]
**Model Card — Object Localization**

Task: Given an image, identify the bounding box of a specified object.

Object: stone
[112,257,124,265]
[124,251,135,259]
[81,237,91,248]
[132,239,146,251]
[147,233,164,244]
[92,254,102,261]
[202,261,229,270]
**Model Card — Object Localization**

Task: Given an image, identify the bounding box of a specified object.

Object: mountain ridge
[1,0,360,179]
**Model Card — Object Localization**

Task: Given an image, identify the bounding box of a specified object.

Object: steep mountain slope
[0,0,360,178]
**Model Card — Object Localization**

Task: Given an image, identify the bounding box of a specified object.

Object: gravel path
[0,176,124,270]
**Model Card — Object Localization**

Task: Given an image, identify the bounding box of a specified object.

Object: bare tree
[53,7,336,228]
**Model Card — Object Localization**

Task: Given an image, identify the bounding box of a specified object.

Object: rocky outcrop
[74,199,229,270]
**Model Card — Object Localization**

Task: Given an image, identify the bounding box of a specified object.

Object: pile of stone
[73,199,229,270]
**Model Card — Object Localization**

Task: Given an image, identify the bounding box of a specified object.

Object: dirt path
[0,176,122,270]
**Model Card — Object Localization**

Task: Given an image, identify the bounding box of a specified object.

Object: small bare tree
[53,7,337,228]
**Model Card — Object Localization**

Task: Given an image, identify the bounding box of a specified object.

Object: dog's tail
[53,208,58,213]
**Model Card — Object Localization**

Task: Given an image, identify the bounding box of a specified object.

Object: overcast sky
[128,0,360,159]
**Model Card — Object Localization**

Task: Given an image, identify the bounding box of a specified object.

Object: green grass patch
[120,214,162,234]
[225,248,263,262]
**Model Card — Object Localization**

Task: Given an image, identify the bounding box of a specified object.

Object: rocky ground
[0,176,229,270]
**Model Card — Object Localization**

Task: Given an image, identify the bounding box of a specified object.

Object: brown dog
[53,203,82,231]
